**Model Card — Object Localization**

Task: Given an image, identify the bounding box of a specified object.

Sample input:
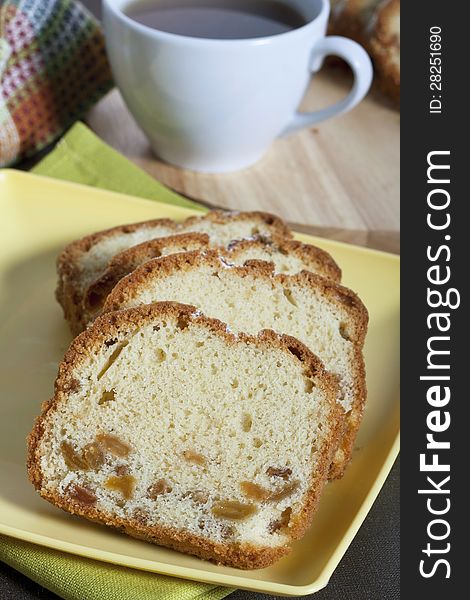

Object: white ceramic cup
[103,0,373,173]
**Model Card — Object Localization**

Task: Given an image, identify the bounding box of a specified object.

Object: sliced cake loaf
[83,236,341,325]
[28,302,340,569]
[57,210,292,335]
[103,252,368,478]
[84,233,211,319]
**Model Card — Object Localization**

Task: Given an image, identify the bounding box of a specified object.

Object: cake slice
[83,236,341,324]
[103,252,368,478]
[57,210,292,335]
[28,303,340,569]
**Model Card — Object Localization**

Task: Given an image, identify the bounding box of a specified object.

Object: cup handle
[281,36,373,136]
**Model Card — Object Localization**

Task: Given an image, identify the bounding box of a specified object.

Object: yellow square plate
[0,169,399,596]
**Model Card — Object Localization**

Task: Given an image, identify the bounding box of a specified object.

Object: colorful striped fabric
[0,0,113,166]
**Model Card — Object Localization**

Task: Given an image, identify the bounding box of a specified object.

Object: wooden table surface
[86,68,399,242]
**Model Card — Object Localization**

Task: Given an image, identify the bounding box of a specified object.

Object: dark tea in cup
[124,0,307,39]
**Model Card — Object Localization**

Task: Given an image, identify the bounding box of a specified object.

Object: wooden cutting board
[87,68,399,232]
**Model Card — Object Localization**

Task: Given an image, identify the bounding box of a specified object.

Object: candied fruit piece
[339,322,351,341]
[211,500,256,520]
[67,484,96,505]
[280,506,292,525]
[266,466,292,480]
[99,390,115,405]
[268,481,299,502]
[147,479,172,499]
[105,475,136,499]
[269,507,292,533]
[241,414,252,432]
[183,489,209,504]
[96,433,130,457]
[240,481,271,502]
[83,442,105,470]
[182,450,206,466]
[156,348,166,363]
[97,341,129,380]
[304,379,314,393]
[61,441,88,471]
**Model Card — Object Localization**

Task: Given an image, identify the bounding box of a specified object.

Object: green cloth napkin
[32,122,205,212]
[0,122,232,600]
[0,537,232,600]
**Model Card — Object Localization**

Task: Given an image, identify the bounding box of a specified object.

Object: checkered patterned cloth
[0,0,113,166]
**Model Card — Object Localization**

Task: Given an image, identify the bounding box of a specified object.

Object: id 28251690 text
[429,26,443,114]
